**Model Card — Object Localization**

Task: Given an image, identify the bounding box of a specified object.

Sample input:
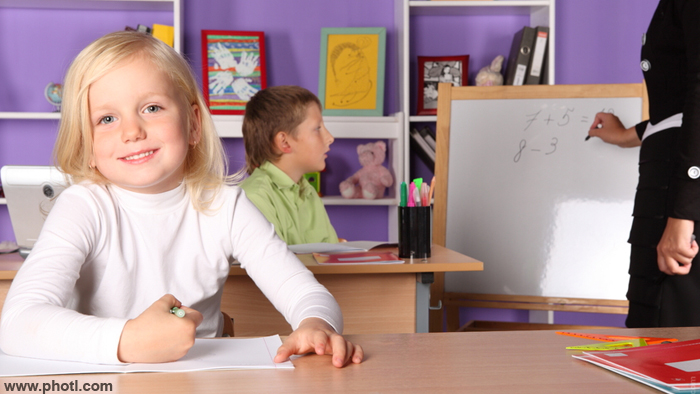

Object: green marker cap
[412,178,423,192]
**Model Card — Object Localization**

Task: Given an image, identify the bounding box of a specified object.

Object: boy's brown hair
[242,85,321,174]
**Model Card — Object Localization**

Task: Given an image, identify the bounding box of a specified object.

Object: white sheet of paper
[0,335,293,377]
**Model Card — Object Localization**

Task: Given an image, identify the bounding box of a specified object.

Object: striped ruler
[556,331,677,345]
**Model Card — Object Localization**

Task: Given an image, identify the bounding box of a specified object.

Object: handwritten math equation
[513,107,615,163]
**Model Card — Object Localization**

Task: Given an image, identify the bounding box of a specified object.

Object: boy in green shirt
[240,86,339,245]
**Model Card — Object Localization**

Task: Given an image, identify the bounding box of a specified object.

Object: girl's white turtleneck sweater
[0,182,342,364]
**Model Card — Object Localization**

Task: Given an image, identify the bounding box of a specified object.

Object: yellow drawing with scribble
[324,34,378,110]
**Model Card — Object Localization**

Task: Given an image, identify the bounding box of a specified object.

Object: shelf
[0,0,175,11]
[409,115,437,123]
[321,196,398,206]
[409,0,550,16]
[399,0,555,179]
[214,113,403,139]
[0,112,61,120]
[0,112,404,139]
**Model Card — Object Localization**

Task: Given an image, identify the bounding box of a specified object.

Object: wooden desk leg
[415,273,432,333]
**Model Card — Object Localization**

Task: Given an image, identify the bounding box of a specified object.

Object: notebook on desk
[1,166,69,259]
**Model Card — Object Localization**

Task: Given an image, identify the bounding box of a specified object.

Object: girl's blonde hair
[54,30,232,212]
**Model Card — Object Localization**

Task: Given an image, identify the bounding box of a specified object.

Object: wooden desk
[0,245,482,336]
[0,327,695,393]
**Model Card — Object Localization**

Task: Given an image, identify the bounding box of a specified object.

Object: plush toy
[475,55,504,87]
[339,141,394,199]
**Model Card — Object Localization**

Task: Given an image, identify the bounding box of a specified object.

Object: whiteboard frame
[430,83,648,331]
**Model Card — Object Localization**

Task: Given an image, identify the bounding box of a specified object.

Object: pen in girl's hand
[170,306,185,318]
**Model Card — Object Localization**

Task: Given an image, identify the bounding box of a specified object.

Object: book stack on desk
[313,251,403,265]
[574,338,700,393]
[288,241,396,254]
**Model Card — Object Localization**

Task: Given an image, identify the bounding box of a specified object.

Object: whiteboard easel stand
[431,83,648,332]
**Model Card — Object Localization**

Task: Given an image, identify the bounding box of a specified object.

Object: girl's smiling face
[88,55,199,194]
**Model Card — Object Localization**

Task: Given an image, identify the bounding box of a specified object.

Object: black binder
[525,26,549,85]
[504,26,536,86]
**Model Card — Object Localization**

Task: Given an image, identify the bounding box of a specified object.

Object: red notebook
[313,252,403,265]
[576,338,700,389]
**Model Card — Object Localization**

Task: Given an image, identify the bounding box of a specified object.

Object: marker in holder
[398,206,432,259]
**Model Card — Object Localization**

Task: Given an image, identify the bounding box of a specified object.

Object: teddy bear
[475,55,504,87]
[339,141,394,199]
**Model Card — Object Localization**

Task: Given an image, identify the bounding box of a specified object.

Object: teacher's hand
[587,112,641,148]
[657,218,698,275]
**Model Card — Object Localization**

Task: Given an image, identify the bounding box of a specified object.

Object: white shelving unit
[0,0,182,207]
[395,0,556,173]
[0,0,405,230]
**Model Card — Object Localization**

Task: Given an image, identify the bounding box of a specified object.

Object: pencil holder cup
[398,206,432,259]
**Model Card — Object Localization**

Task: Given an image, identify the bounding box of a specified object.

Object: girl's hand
[117,294,203,363]
[657,218,698,275]
[587,112,641,148]
[274,317,363,368]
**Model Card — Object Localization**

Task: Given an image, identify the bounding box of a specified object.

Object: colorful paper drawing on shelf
[319,27,386,116]
[201,30,267,115]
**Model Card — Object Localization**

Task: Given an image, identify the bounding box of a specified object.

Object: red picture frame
[201,30,267,115]
[417,55,469,116]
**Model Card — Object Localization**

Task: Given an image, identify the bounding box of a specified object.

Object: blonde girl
[0,31,362,367]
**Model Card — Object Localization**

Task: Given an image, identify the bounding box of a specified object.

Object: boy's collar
[260,161,314,196]
[260,161,299,189]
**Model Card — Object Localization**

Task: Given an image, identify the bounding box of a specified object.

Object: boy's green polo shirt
[240,161,339,245]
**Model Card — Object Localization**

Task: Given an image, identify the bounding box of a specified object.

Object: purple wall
[556,0,657,85]
[182,0,399,114]
[0,0,661,326]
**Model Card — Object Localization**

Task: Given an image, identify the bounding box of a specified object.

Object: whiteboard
[441,90,642,300]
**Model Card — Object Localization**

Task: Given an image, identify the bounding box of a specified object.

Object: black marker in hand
[585,123,602,141]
